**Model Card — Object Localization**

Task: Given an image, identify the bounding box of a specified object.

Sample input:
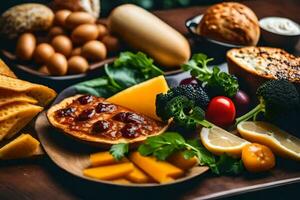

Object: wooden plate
[35,75,209,187]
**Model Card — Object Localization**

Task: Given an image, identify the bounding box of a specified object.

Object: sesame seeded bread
[227,47,300,93]
[198,2,260,46]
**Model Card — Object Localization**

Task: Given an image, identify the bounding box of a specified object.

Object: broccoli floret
[172,84,210,108]
[235,79,300,125]
[155,84,209,119]
[161,96,213,129]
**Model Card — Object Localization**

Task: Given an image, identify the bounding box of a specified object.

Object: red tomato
[206,96,236,127]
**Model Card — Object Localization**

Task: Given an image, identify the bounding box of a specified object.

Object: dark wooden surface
[1,1,300,200]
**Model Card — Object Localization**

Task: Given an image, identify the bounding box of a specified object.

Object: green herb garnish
[138,132,244,175]
[109,143,129,161]
[181,53,239,97]
[75,51,163,97]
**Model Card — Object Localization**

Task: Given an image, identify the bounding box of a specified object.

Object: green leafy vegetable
[181,53,239,97]
[75,51,163,97]
[156,95,213,129]
[109,143,129,161]
[235,79,300,126]
[138,132,244,175]
[210,154,244,175]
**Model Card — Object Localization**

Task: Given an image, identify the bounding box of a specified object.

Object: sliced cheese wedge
[0,134,40,159]
[83,162,134,180]
[167,152,198,170]
[107,75,169,121]
[129,152,184,183]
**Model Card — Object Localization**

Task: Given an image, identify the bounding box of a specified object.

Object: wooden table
[0,0,300,200]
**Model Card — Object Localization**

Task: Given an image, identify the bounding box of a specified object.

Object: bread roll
[198,2,260,46]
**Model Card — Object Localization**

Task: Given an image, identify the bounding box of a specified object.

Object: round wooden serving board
[35,81,209,187]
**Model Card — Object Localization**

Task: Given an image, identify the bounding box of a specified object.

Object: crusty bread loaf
[198,2,260,46]
[227,46,300,93]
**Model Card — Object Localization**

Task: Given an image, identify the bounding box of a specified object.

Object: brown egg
[71,24,98,44]
[96,24,108,40]
[54,10,71,26]
[67,56,89,74]
[51,35,73,57]
[48,26,66,38]
[71,47,82,56]
[46,53,68,76]
[65,12,96,29]
[16,33,36,61]
[81,40,107,61]
[34,43,55,64]
[38,65,50,75]
[102,35,120,52]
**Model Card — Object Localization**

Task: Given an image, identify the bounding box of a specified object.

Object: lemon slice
[200,126,249,157]
[237,121,300,161]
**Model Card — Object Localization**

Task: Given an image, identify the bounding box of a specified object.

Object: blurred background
[0,0,225,16]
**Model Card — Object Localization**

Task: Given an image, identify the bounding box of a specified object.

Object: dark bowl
[185,14,244,64]
[259,17,300,50]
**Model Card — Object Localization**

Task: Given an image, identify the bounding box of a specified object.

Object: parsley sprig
[181,53,239,97]
[109,132,244,175]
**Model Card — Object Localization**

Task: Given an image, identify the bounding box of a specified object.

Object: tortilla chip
[0,103,43,140]
[0,59,16,78]
[0,75,56,106]
[0,102,43,122]
[0,91,37,107]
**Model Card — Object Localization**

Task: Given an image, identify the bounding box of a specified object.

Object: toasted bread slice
[47,95,169,147]
[0,74,56,106]
[227,47,300,93]
[0,59,16,78]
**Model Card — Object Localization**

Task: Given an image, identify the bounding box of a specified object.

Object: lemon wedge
[237,121,300,161]
[200,126,250,157]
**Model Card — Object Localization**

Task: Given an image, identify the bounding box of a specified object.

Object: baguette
[227,47,300,93]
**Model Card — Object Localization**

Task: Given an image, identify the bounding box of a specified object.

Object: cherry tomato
[206,96,236,127]
[180,77,199,86]
[242,143,275,173]
[232,90,250,117]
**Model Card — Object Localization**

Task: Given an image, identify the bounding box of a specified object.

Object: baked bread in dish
[198,2,260,46]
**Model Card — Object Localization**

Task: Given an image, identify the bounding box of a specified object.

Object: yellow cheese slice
[129,152,184,183]
[167,152,198,170]
[0,74,56,106]
[126,164,151,183]
[0,91,37,107]
[0,59,16,78]
[0,134,40,159]
[89,151,151,183]
[107,75,169,121]
[89,151,123,166]
[83,162,134,180]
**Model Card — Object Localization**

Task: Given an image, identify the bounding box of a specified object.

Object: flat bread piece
[0,74,56,106]
[0,59,16,78]
[47,95,169,147]
[0,91,37,107]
